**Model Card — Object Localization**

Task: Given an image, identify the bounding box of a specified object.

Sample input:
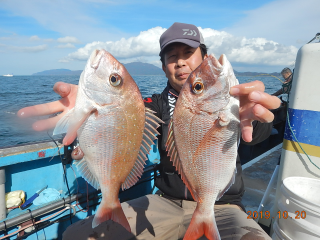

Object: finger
[249,91,281,110]
[240,119,253,142]
[230,80,265,96]
[252,104,275,123]
[17,101,66,118]
[32,114,64,131]
[240,104,275,123]
[53,82,72,98]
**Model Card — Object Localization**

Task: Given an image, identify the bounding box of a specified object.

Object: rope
[307,33,320,44]
[286,88,320,170]
[46,131,73,224]
[244,73,284,83]
[286,110,320,170]
[3,221,9,240]
[281,79,292,94]
[0,206,73,240]
[27,209,39,240]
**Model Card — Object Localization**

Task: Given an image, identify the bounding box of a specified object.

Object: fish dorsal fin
[166,119,201,202]
[53,108,75,136]
[216,167,237,201]
[121,108,163,190]
[74,157,100,190]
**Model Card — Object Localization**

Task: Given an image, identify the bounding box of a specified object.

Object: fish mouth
[90,49,105,69]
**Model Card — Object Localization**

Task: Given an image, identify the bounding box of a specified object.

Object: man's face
[162,43,207,93]
[282,71,292,83]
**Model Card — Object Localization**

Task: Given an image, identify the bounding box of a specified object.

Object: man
[272,67,293,96]
[18,22,280,239]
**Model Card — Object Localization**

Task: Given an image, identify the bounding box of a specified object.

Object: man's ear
[162,64,166,73]
[203,54,208,60]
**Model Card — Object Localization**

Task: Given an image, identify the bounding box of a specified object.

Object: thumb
[53,82,71,98]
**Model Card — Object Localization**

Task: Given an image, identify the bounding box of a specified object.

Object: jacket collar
[166,81,179,98]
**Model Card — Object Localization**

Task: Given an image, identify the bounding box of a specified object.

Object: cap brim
[159,39,201,56]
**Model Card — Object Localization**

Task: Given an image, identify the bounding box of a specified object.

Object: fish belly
[80,109,142,185]
[77,106,144,230]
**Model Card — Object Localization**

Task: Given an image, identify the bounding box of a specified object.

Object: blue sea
[0,75,283,148]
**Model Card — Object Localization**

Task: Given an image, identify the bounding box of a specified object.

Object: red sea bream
[54,49,163,232]
[166,54,240,240]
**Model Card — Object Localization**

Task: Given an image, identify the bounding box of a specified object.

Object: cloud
[44,38,55,42]
[60,26,297,67]
[57,36,80,43]
[57,43,76,48]
[0,37,12,41]
[60,27,165,62]
[80,0,116,3]
[58,59,70,63]
[30,35,40,41]
[224,0,320,48]
[0,1,127,44]
[9,44,48,53]
[200,27,297,66]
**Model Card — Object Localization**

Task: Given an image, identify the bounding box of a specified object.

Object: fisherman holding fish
[18,22,280,240]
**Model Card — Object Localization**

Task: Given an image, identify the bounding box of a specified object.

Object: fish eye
[109,73,122,87]
[192,80,204,94]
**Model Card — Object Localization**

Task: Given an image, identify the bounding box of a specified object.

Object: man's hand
[17,82,78,131]
[230,80,281,143]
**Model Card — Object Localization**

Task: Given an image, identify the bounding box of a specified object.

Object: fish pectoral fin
[122,108,163,190]
[216,167,237,201]
[74,157,100,190]
[53,108,75,136]
[63,104,96,145]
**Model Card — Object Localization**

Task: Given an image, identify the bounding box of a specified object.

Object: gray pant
[62,195,271,240]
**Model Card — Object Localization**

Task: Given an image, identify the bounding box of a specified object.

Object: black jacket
[144,82,272,209]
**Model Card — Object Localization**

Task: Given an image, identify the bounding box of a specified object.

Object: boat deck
[241,143,282,230]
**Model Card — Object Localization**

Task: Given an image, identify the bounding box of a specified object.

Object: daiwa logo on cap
[182,29,197,36]
[159,22,205,55]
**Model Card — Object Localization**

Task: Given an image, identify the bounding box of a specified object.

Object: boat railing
[0,140,158,239]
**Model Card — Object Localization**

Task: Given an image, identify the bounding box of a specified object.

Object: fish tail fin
[92,202,131,233]
[184,208,220,240]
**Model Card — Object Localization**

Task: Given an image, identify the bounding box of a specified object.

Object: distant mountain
[32,69,83,76]
[234,70,281,77]
[32,62,164,76]
[123,62,163,75]
[32,63,282,77]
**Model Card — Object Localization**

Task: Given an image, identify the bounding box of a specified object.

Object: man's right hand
[17,82,78,131]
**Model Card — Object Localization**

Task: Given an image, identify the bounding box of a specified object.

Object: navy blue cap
[159,22,204,56]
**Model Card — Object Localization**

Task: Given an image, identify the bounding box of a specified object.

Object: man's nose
[177,59,186,67]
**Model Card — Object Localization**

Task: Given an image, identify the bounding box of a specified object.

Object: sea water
[0,75,284,148]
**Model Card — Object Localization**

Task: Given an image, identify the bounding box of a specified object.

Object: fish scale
[166,54,240,240]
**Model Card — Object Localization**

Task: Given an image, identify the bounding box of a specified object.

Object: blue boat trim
[0,140,158,239]
[284,108,320,147]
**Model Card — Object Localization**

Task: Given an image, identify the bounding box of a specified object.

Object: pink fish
[54,49,163,232]
[166,54,240,240]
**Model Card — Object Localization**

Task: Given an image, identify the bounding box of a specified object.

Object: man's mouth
[176,72,190,79]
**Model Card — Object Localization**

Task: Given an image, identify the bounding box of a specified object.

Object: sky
[0,0,319,75]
